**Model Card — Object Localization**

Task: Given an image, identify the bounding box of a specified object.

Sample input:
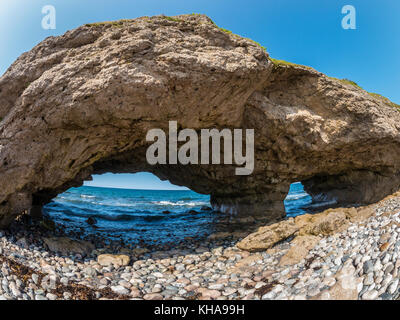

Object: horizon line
[82,184,191,192]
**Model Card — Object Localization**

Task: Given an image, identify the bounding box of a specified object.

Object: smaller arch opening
[284,182,312,217]
[284,182,342,218]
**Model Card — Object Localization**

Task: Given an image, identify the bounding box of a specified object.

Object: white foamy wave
[96,202,139,207]
[285,192,309,201]
[152,200,208,207]
[80,194,96,199]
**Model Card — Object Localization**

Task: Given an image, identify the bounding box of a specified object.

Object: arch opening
[284,182,312,218]
[284,181,349,218]
[39,176,332,249]
[41,172,233,249]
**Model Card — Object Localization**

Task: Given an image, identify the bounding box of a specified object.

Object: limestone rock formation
[279,235,320,266]
[236,219,299,251]
[0,14,400,228]
[237,206,374,252]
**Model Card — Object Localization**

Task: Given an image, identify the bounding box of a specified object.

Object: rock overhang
[0,14,400,228]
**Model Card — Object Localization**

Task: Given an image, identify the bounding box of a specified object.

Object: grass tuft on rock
[217,27,267,51]
[270,58,313,70]
[85,19,132,28]
[328,77,400,111]
[329,77,362,89]
[369,92,400,110]
[162,16,184,23]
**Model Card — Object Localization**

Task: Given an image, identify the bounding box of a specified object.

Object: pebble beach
[1,193,400,301]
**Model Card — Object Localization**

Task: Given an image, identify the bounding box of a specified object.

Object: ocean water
[285,182,313,217]
[43,187,216,245]
[43,182,314,245]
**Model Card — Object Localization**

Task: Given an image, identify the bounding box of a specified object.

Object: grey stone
[363,261,374,274]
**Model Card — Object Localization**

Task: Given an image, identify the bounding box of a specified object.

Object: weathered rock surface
[237,206,375,252]
[97,254,130,266]
[279,235,320,266]
[296,210,348,236]
[313,263,362,300]
[43,237,95,256]
[236,219,299,251]
[0,14,400,227]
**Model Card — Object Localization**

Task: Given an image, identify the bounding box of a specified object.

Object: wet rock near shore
[86,217,97,226]
[43,237,95,256]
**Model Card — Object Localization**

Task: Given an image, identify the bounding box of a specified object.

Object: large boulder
[43,237,95,256]
[237,206,376,252]
[0,14,399,227]
[279,235,320,266]
[296,210,348,236]
[97,254,130,266]
[236,219,299,251]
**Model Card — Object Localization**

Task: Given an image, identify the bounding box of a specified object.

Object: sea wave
[96,201,141,208]
[151,200,208,207]
[285,192,309,201]
[55,197,144,208]
[50,206,165,222]
[80,194,96,199]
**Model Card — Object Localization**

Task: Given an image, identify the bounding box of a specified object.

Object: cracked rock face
[0,14,400,228]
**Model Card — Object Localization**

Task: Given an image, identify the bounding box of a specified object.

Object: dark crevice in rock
[303,170,400,206]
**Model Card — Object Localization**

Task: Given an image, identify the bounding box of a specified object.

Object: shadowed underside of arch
[1,14,400,228]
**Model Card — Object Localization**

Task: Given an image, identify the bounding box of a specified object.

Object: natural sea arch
[1,14,400,228]
[41,173,313,245]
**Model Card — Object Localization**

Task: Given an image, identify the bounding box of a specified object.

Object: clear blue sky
[1,0,399,189]
[84,172,189,190]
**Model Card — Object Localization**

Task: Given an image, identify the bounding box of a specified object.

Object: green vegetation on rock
[369,92,400,110]
[328,77,399,111]
[189,13,216,24]
[328,77,362,89]
[217,27,267,51]
[340,79,361,89]
[85,19,132,28]
[248,39,267,52]
[270,58,313,70]
[162,16,184,23]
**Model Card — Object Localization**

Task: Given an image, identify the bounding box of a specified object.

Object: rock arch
[1,14,400,228]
